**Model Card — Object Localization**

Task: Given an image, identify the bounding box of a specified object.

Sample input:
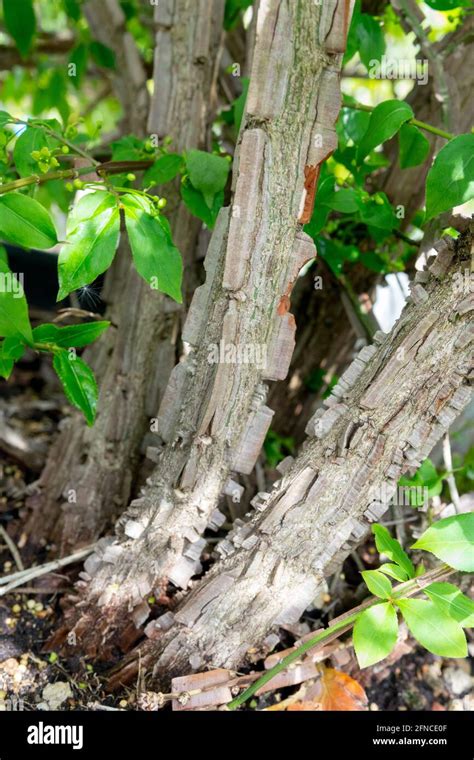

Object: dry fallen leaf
[282,668,368,711]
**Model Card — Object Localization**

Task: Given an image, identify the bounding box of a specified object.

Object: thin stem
[443,433,462,514]
[342,100,454,141]
[19,119,100,166]
[0,164,96,195]
[0,545,95,595]
[227,563,453,710]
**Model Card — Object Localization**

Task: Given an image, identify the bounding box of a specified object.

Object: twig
[0,525,24,572]
[227,563,454,709]
[0,545,95,596]
[343,99,454,141]
[443,433,462,514]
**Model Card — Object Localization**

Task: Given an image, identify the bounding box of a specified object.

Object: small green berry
[65,182,74,192]
[73,178,84,189]
[61,145,70,154]
[157,197,167,209]
[126,173,136,182]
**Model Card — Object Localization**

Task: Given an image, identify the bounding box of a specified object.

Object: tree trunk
[25,0,225,554]
[270,13,474,442]
[106,225,473,689]
[51,0,355,656]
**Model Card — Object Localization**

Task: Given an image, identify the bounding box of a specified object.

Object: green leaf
[181,180,223,228]
[0,111,13,128]
[13,125,59,178]
[89,41,116,69]
[396,598,467,658]
[3,0,36,58]
[0,259,33,344]
[233,78,249,132]
[372,524,416,579]
[356,14,385,70]
[353,602,398,668]
[224,0,253,30]
[424,0,470,9]
[63,0,81,20]
[357,100,414,163]
[358,193,398,231]
[122,194,182,303]
[399,124,430,169]
[185,150,230,207]
[411,513,474,572]
[144,154,183,187]
[339,108,371,145]
[53,349,98,425]
[361,569,393,599]
[0,193,58,250]
[69,43,88,88]
[425,134,474,221]
[0,335,26,378]
[424,582,474,628]
[324,188,360,214]
[57,191,120,300]
[378,563,409,583]
[32,321,110,349]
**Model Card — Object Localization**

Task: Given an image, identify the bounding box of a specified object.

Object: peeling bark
[26,0,225,554]
[54,0,355,655]
[106,226,473,688]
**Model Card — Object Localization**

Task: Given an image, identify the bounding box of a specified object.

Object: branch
[228,563,454,708]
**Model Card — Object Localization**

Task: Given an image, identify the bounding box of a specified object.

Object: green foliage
[184,150,230,208]
[353,13,385,70]
[144,154,183,188]
[224,0,253,30]
[0,193,58,250]
[264,429,294,468]
[3,0,36,58]
[424,582,474,627]
[395,598,467,658]
[89,41,116,70]
[32,321,110,348]
[354,518,474,669]
[57,191,120,300]
[412,513,474,572]
[425,134,474,220]
[0,259,33,345]
[181,179,223,229]
[378,563,409,583]
[372,523,415,579]
[122,194,183,303]
[398,124,430,169]
[357,100,413,163]
[398,458,445,506]
[424,0,471,8]
[353,602,398,668]
[13,123,60,177]
[360,570,393,599]
[52,349,98,426]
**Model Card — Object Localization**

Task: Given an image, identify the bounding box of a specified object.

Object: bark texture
[83,0,149,136]
[55,0,355,655]
[107,226,473,688]
[270,13,474,441]
[26,0,225,554]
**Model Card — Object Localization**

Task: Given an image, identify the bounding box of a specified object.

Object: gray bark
[106,226,473,688]
[58,0,355,656]
[25,0,225,554]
